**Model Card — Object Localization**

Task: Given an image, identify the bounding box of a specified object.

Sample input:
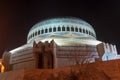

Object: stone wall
[1,59,120,80]
[0,70,24,80]
[13,60,35,70]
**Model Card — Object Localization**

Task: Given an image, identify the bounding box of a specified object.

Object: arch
[92,33,94,37]
[79,28,82,32]
[38,30,40,35]
[71,27,74,31]
[67,26,70,31]
[91,32,94,37]
[38,53,43,68]
[47,53,53,68]
[41,29,44,34]
[49,27,52,32]
[75,27,78,32]
[88,31,91,35]
[62,26,65,31]
[33,33,34,37]
[58,26,61,31]
[86,30,88,34]
[53,27,56,32]
[35,31,37,36]
[93,33,95,37]
[83,29,85,33]
[45,28,48,33]
[38,52,53,69]
[89,31,91,36]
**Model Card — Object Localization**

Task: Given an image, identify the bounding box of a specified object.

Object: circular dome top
[27,17,96,44]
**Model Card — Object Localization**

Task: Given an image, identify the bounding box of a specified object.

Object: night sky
[0,0,120,57]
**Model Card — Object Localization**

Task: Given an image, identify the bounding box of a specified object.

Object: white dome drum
[27,17,98,45]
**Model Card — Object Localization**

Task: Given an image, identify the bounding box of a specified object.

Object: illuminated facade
[2,17,119,71]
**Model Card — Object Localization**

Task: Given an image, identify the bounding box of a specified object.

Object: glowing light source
[0,62,5,73]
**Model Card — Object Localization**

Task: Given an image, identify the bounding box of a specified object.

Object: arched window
[62,26,65,31]
[71,27,74,31]
[92,33,95,37]
[90,32,92,36]
[45,28,48,33]
[79,28,82,32]
[67,26,70,31]
[41,29,44,34]
[53,27,56,32]
[33,33,34,37]
[91,32,93,36]
[49,28,52,32]
[89,31,91,35]
[86,30,88,34]
[38,30,40,35]
[83,29,85,33]
[75,27,78,32]
[35,31,37,36]
[58,26,61,31]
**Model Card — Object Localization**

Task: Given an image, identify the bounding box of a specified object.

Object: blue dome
[27,17,96,44]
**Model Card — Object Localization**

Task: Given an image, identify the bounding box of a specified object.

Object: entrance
[38,53,53,69]
[38,53,43,68]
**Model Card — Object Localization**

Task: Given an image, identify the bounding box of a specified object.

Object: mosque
[2,17,119,71]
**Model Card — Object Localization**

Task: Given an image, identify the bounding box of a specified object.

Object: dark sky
[0,0,120,57]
